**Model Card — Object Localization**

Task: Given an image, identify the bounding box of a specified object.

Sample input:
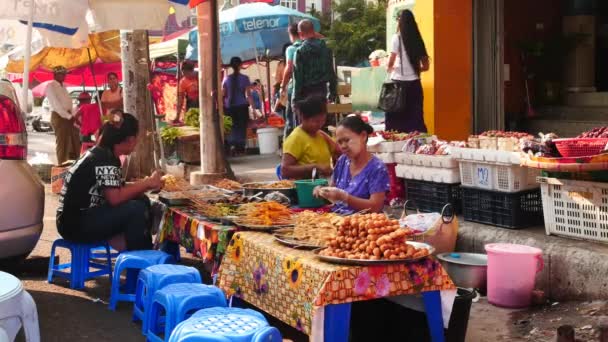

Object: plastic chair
[0,271,40,342]
[109,250,174,311]
[133,264,202,333]
[147,283,227,342]
[47,239,112,289]
[90,246,120,260]
[275,164,282,180]
[168,307,282,342]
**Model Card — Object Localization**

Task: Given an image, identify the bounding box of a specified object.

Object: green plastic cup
[295,179,329,208]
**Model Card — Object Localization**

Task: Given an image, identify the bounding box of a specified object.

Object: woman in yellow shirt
[281,95,340,179]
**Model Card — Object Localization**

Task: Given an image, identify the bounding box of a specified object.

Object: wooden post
[120,30,155,179]
[191,0,227,185]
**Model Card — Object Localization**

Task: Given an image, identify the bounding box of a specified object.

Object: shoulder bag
[377,36,406,112]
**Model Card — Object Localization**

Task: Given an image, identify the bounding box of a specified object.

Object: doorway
[473,0,504,133]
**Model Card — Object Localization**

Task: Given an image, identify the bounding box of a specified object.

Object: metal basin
[437,252,487,290]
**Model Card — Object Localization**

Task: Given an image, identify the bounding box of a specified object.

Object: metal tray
[273,233,323,249]
[233,220,294,232]
[158,196,191,206]
[314,241,435,266]
[242,182,298,205]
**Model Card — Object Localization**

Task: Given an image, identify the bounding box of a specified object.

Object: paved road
[27,131,57,165]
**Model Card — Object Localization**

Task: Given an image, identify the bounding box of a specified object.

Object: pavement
[3,131,606,341]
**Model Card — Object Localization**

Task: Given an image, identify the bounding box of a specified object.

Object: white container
[459,160,539,192]
[539,177,608,243]
[380,141,406,153]
[395,152,412,165]
[395,165,460,184]
[375,153,395,164]
[451,147,522,165]
[257,127,279,154]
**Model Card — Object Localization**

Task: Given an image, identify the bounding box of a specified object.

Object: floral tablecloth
[218,231,456,335]
[158,206,236,276]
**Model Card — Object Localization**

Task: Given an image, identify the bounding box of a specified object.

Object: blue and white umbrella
[186,3,321,64]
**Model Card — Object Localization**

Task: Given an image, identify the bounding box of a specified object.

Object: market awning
[149,34,190,59]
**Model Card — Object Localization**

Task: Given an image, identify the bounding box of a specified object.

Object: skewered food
[236,202,293,226]
[280,212,343,247]
[161,175,192,192]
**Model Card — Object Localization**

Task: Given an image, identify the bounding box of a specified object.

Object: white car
[0,79,44,261]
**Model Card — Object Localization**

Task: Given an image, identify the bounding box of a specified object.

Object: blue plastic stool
[90,245,120,260]
[168,307,282,342]
[47,239,113,290]
[109,250,174,311]
[147,283,227,342]
[275,164,282,180]
[133,264,202,334]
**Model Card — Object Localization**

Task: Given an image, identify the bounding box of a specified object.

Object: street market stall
[154,177,458,342]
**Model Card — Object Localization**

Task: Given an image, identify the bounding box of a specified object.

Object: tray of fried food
[161,175,193,192]
[315,213,432,265]
[205,194,262,205]
[213,178,243,191]
[273,212,343,249]
[192,201,240,221]
[233,201,294,230]
[242,180,295,190]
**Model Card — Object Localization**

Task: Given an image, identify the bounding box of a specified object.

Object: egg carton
[395,164,461,184]
[451,147,522,165]
[374,152,396,164]
[394,153,458,169]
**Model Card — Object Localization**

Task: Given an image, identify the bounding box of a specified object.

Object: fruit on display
[371,130,426,141]
[577,127,608,138]
[318,213,428,261]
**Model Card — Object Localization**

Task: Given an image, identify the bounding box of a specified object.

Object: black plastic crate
[404,180,462,214]
[461,187,543,229]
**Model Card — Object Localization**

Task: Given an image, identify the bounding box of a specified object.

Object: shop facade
[400,0,608,139]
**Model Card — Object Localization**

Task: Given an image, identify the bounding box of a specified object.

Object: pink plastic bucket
[485,243,544,308]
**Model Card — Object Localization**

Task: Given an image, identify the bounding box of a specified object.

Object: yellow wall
[390,0,472,140]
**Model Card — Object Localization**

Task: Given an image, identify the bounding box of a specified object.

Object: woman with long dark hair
[222,57,255,155]
[56,110,162,251]
[386,9,430,133]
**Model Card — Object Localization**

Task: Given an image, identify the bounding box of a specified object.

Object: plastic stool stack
[47,239,113,289]
[168,307,282,342]
[110,250,174,310]
[147,283,227,342]
[0,271,40,342]
[133,264,202,333]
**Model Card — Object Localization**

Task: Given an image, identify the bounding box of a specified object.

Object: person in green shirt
[281,95,340,180]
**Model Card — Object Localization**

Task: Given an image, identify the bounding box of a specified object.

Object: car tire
[32,118,52,133]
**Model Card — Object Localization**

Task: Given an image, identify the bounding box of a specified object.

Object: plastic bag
[399,203,458,254]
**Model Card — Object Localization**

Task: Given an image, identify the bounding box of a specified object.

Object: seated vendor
[280,95,339,179]
[56,110,163,251]
[314,115,389,214]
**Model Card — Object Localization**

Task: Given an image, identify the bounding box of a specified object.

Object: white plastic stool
[0,271,39,342]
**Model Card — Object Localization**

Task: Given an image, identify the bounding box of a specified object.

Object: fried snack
[214,178,243,191]
[243,180,295,189]
[194,202,238,218]
[289,212,343,247]
[161,175,192,192]
[318,213,425,261]
[236,202,293,226]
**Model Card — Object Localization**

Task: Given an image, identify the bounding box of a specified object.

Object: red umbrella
[8,61,122,87]
[31,80,77,97]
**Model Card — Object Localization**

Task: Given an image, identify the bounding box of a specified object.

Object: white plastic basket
[451,147,522,165]
[458,160,539,192]
[380,141,406,153]
[539,177,608,243]
[395,164,460,184]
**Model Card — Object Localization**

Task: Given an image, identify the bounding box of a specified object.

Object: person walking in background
[73,92,102,155]
[177,61,199,123]
[386,9,430,133]
[100,72,123,115]
[291,20,337,114]
[46,66,81,164]
[280,24,302,137]
[222,57,255,156]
